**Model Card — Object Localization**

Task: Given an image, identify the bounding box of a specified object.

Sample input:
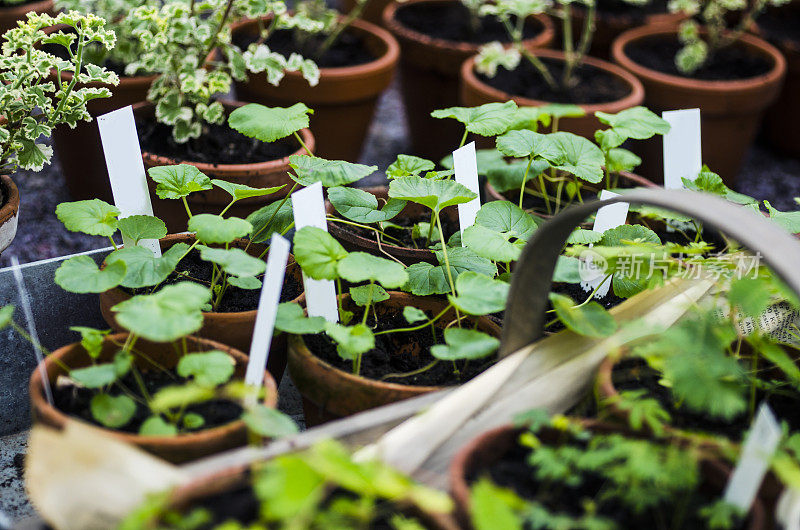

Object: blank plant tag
[724,403,781,511]
[453,142,481,242]
[245,233,291,388]
[581,190,628,298]
[97,106,161,257]
[291,182,338,322]
[663,109,702,190]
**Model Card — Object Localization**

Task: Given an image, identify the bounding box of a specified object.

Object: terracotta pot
[758,6,800,158]
[612,25,787,186]
[133,101,314,233]
[164,463,460,529]
[340,0,392,26]
[460,49,645,142]
[98,234,303,383]
[383,0,554,161]
[0,0,52,34]
[326,186,459,265]
[29,332,278,464]
[288,291,502,426]
[449,422,766,529]
[0,174,19,256]
[43,23,159,203]
[231,17,399,161]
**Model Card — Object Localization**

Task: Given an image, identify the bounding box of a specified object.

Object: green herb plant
[0,12,118,172]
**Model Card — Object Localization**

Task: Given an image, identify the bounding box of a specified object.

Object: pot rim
[133,100,315,174]
[29,332,278,446]
[382,0,554,54]
[289,291,502,393]
[461,48,646,112]
[0,174,20,225]
[231,17,400,79]
[100,233,301,320]
[611,24,787,93]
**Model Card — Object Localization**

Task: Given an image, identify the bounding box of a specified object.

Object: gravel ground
[1,79,799,267]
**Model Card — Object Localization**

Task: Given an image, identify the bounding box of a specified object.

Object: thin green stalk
[362,282,374,326]
[521,47,558,92]
[218,199,237,218]
[538,172,552,214]
[380,359,439,381]
[435,213,457,297]
[293,131,313,156]
[182,196,193,218]
[336,278,345,322]
[459,129,468,148]
[108,237,118,250]
[318,0,371,57]
[375,304,452,335]
[519,156,534,209]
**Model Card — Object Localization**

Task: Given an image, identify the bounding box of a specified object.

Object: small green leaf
[475,192,540,241]
[495,129,561,159]
[211,180,286,201]
[177,351,236,386]
[70,326,109,359]
[553,256,582,283]
[106,244,188,289]
[386,155,435,179]
[448,272,509,315]
[293,226,348,280]
[764,201,800,234]
[228,103,312,142]
[0,306,15,330]
[228,276,262,289]
[404,247,497,296]
[600,224,660,246]
[90,394,136,429]
[56,199,120,237]
[470,479,525,530]
[544,132,605,184]
[117,216,167,244]
[242,405,299,437]
[113,350,132,377]
[289,156,376,187]
[336,252,408,289]
[150,384,215,413]
[605,148,642,174]
[549,293,617,337]
[55,255,126,293]
[183,413,205,430]
[247,199,294,243]
[350,284,389,307]
[431,328,499,361]
[729,277,772,318]
[388,176,477,214]
[148,165,212,200]
[567,229,603,244]
[197,245,266,277]
[70,363,117,388]
[325,322,375,360]
[275,302,327,334]
[403,306,428,324]
[431,101,518,136]
[595,106,671,140]
[139,416,179,436]
[188,214,252,244]
[328,187,406,224]
[463,224,521,263]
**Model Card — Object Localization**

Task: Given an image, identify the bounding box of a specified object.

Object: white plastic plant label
[662,109,702,190]
[724,403,781,511]
[97,106,161,257]
[453,141,481,242]
[291,181,339,322]
[581,190,628,298]
[245,233,291,388]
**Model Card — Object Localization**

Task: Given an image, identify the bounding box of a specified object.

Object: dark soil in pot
[53,368,243,434]
[468,430,747,529]
[758,7,800,44]
[623,36,773,80]
[233,28,375,68]
[612,357,800,441]
[394,2,542,44]
[478,57,631,104]
[136,118,300,166]
[303,306,496,387]
[122,247,303,313]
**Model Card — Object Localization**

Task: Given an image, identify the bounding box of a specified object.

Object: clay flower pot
[326,186,459,265]
[0,0,52,34]
[612,25,786,186]
[231,17,399,161]
[29,333,278,464]
[43,23,159,203]
[133,101,314,233]
[383,0,555,161]
[460,49,645,141]
[0,174,20,257]
[98,234,303,383]
[449,423,766,529]
[288,291,502,426]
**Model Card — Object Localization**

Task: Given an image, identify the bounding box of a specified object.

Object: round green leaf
[386,155,435,179]
[388,176,477,213]
[325,322,375,361]
[549,292,617,337]
[148,164,212,200]
[337,252,408,289]
[139,416,178,436]
[70,363,117,389]
[350,284,389,307]
[106,243,188,289]
[228,276,262,290]
[403,306,428,324]
[0,305,15,330]
[56,199,120,237]
[600,224,660,246]
[275,302,327,334]
[247,199,295,244]
[476,201,539,241]
[595,106,671,140]
[117,215,167,244]
[289,156,376,187]
[177,350,236,386]
[150,384,215,414]
[567,229,603,245]
[90,393,136,428]
[431,101,518,136]
[188,214,252,244]
[182,412,205,430]
[495,129,561,160]
[462,224,521,263]
[228,103,312,142]
[448,272,510,315]
[545,132,605,184]
[197,245,266,277]
[293,226,348,280]
[55,255,126,293]
[242,404,299,438]
[211,179,286,201]
[328,186,406,224]
[431,328,499,361]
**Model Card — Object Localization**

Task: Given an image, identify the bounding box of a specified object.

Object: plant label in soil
[777,487,800,530]
[581,190,628,298]
[97,106,161,258]
[662,109,702,190]
[724,402,781,511]
[453,141,481,241]
[291,181,338,322]
[10,257,53,405]
[245,233,291,388]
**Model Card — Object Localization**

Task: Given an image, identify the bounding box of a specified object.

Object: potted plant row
[0,11,118,256]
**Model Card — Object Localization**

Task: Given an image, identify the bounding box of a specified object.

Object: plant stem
[521,46,558,92]
[459,129,468,148]
[538,173,552,214]
[435,213,457,298]
[362,282,373,326]
[202,0,236,62]
[519,156,534,209]
[108,237,118,250]
[318,0,370,57]
[563,0,595,87]
[374,304,452,335]
[182,197,193,218]
[293,131,313,156]
[380,359,439,381]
